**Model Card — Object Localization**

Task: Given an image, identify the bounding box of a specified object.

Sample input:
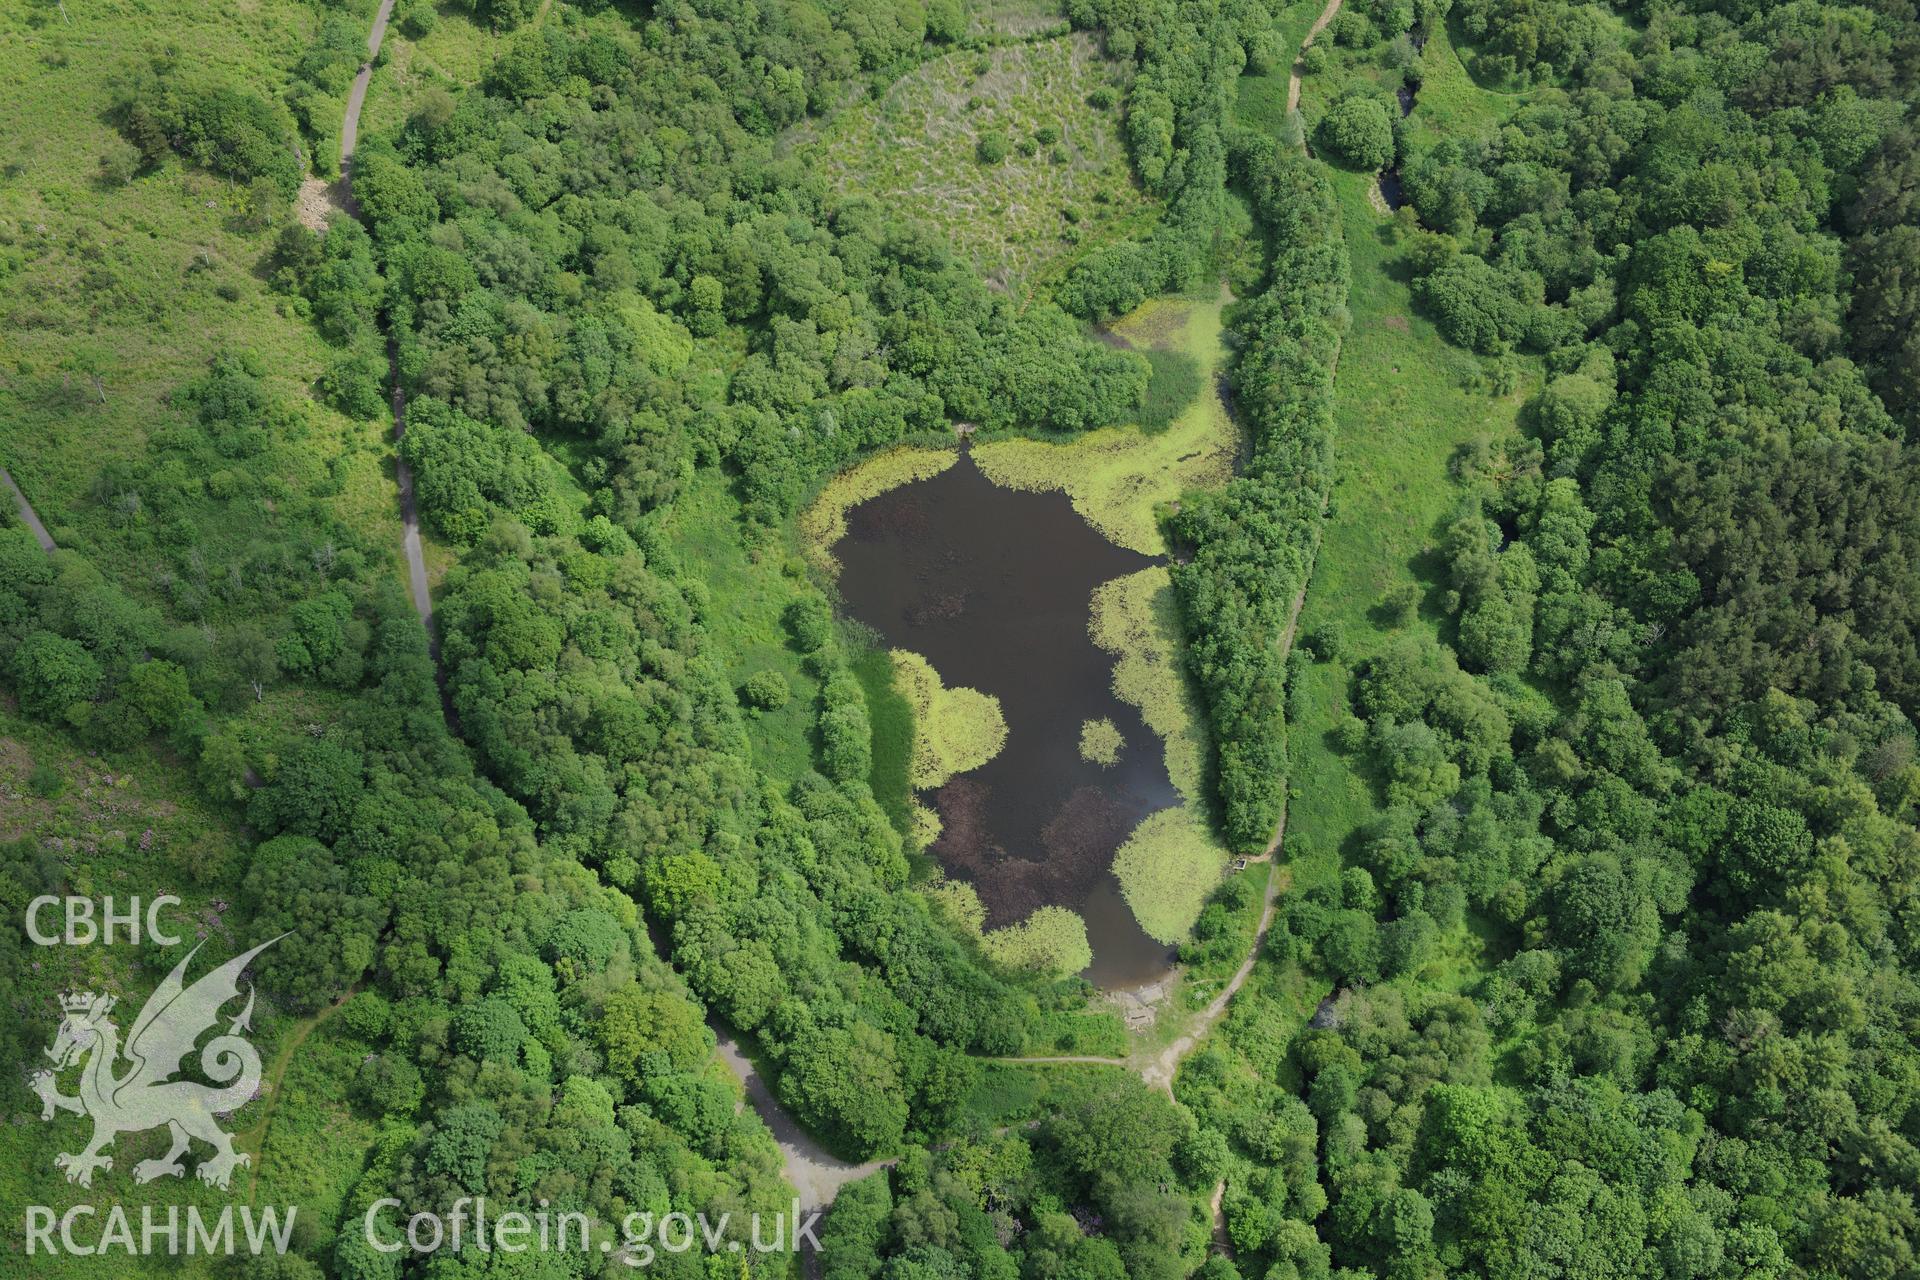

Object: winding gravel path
[1140,860,1285,1091]
[337,0,433,636]
[2,467,55,551]
[342,0,396,187]
[710,1022,895,1211]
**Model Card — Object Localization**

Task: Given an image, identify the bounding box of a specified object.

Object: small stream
[1378,74,1418,210]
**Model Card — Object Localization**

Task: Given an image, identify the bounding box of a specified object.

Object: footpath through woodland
[2,466,55,552]
[324,1,1343,1242]
[336,0,435,639]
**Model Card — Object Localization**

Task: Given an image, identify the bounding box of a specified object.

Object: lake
[834,452,1181,986]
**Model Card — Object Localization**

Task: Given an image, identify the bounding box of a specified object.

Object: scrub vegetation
[0,0,402,586]
[805,34,1152,286]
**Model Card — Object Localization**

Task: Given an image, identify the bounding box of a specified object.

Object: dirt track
[1287,0,1346,115]
[1140,861,1286,1091]
[710,1022,895,1211]
[336,0,434,635]
[3,467,55,551]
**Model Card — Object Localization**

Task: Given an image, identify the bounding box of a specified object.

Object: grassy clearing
[973,291,1238,555]
[1274,22,1538,896]
[1228,69,1290,138]
[1024,1006,1130,1057]
[1138,348,1203,431]
[1235,70,1294,139]
[1278,171,1536,894]
[803,34,1150,288]
[357,5,511,140]
[962,1059,1135,1129]
[852,645,917,833]
[0,0,403,601]
[1272,0,1331,60]
[658,468,826,783]
[1290,8,1524,149]
[245,1015,380,1218]
[1232,0,1325,139]
[1401,19,1524,146]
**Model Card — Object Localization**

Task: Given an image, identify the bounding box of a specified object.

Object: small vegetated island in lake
[5,0,1920,1276]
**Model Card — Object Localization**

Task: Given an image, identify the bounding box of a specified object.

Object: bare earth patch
[295,175,347,231]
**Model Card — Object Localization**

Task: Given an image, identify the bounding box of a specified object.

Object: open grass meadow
[1023,1003,1130,1057]
[0,0,405,619]
[852,644,918,837]
[1402,17,1526,147]
[1232,0,1324,139]
[1286,4,1526,152]
[1268,52,1536,910]
[961,1059,1137,1130]
[659,468,831,785]
[800,33,1153,289]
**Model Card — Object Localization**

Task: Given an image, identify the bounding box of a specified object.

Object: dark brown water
[835,453,1180,987]
[1379,169,1406,210]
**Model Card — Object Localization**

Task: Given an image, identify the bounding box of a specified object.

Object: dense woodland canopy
[3,0,1920,1274]
[1184,1,1920,1279]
